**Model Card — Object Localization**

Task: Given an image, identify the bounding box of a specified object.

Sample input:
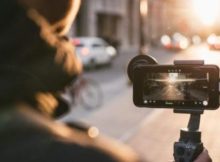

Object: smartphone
[133,64,219,110]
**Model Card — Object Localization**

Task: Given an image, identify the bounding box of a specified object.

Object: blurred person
[0,0,140,161]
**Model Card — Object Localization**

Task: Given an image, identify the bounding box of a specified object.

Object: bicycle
[65,76,103,111]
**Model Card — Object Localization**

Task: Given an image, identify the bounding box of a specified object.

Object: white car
[72,37,117,67]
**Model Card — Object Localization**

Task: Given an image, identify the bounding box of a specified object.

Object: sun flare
[193,0,220,26]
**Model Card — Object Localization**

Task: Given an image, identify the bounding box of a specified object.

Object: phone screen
[143,72,209,106]
[133,65,219,109]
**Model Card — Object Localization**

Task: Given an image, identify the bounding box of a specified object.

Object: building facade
[145,0,166,45]
[70,0,179,51]
[70,0,219,51]
[71,0,140,52]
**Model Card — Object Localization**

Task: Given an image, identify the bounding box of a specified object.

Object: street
[60,47,152,139]
[4,0,220,161]
[145,85,185,100]
[60,43,220,133]
[150,43,220,65]
[60,43,220,161]
[144,84,207,101]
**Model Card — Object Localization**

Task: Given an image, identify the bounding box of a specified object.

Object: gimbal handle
[173,110,204,162]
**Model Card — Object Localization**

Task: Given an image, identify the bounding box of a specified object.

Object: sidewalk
[127,106,220,162]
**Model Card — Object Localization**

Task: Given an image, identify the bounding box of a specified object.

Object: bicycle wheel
[78,79,103,110]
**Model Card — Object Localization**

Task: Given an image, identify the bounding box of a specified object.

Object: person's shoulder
[45,117,141,162]
[35,112,140,162]
[0,107,140,162]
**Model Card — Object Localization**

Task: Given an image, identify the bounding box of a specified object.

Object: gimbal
[127,55,217,162]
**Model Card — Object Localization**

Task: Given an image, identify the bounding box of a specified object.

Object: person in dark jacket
[0,0,140,161]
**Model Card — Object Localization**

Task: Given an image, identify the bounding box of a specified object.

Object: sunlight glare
[168,73,178,84]
[193,0,220,26]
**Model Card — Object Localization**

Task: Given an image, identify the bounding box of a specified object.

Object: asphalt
[78,87,154,140]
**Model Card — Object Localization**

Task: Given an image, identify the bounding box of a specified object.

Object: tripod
[173,109,204,162]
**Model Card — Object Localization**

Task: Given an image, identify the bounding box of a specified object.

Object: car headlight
[161,35,171,46]
[106,46,116,57]
[207,35,216,45]
[179,39,189,49]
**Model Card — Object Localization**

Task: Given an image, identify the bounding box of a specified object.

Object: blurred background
[59,0,220,161]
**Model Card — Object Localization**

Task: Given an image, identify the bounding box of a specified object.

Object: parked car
[207,34,220,50]
[71,37,117,68]
[161,33,190,50]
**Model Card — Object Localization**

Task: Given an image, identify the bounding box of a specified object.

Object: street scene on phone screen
[143,72,208,101]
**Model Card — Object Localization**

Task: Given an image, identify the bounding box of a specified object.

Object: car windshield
[75,44,84,47]
[61,1,220,161]
[92,44,103,47]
